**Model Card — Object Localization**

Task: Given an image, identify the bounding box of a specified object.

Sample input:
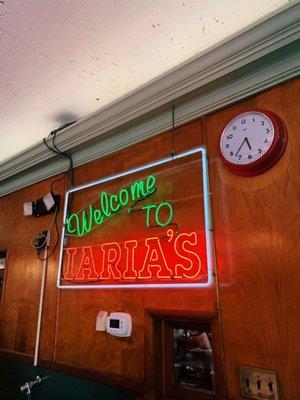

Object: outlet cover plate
[239,365,279,400]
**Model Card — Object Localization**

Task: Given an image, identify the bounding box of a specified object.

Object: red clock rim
[218,109,287,177]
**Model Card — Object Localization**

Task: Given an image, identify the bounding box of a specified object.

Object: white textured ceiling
[0,0,291,163]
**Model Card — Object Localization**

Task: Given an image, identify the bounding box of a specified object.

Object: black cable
[43,137,73,191]
[50,121,76,134]
[63,278,106,284]
[43,138,68,191]
[43,120,76,190]
[50,170,70,193]
[51,123,75,184]
[52,131,73,180]
[36,122,76,262]
[128,188,158,212]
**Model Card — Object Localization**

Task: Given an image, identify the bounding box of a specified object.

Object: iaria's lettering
[63,229,205,283]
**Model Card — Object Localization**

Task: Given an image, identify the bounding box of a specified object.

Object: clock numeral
[241,119,246,124]
[238,155,242,160]
[266,128,270,133]
[261,120,265,126]
[252,118,255,122]
[230,151,233,156]
[264,139,268,144]
[258,148,262,154]
[227,134,233,140]
[248,155,252,159]
[232,125,237,131]
[225,144,229,148]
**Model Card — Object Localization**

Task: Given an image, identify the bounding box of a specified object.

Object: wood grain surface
[0,79,299,399]
[206,78,300,400]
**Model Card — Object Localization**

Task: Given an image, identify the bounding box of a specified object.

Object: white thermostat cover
[106,312,132,337]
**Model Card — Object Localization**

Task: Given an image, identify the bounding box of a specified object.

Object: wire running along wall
[57,146,215,289]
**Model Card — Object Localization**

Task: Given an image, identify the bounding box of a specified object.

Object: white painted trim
[176,43,300,126]
[0,3,299,196]
[0,44,299,197]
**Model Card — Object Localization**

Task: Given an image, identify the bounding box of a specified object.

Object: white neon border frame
[57,146,215,289]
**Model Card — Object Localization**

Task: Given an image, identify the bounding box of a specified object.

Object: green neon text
[66,175,172,237]
[143,201,173,227]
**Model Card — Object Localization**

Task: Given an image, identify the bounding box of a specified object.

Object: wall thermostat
[106,312,132,337]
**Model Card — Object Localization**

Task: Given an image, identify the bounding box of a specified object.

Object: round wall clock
[219,109,287,176]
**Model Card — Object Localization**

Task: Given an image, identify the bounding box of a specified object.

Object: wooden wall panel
[53,119,216,382]
[206,78,300,400]
[0,177,65,358]
[0,79,299,399]
[0,118,215,388]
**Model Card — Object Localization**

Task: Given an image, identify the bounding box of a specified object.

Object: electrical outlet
[34,231,47,250]
[239,366,279,399]
[34,230,50,250]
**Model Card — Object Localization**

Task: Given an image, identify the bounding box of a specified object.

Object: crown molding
[1,43,299,197]
[0,2,299,196]
[175,41,300,126]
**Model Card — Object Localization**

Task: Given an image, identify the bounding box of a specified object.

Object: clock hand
[235,138,246,156]
[235,137,252,156]
[245,137,252,150]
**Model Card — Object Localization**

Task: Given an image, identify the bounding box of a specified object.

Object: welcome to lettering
[66,174,158,237]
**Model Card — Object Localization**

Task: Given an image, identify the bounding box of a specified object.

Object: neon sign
[63,229,207,284]
[66,175,174,236]
[57,146,215,289]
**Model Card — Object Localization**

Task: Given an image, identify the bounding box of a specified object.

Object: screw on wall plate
[239,365,279,399]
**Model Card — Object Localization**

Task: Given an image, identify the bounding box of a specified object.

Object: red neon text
[62,229,208,285]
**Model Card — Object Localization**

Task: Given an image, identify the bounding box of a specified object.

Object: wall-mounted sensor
[106,312,132,337]
[43,192,56,211]
[23,201,35,216]
[23,193,60,217]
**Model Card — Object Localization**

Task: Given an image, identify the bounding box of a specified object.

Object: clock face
[220,111,275,165]
[219,109,287,176]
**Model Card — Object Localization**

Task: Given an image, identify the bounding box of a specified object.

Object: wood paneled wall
[0,79,299,399]
[206,79,300,400]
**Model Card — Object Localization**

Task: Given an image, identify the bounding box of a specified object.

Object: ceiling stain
[51,111,79,125]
